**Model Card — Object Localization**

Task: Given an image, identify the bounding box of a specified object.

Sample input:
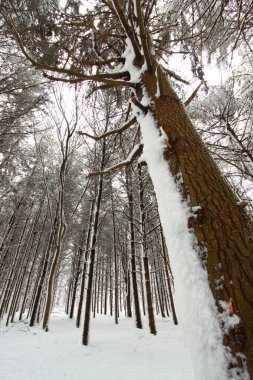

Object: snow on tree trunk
[134,68,252,379]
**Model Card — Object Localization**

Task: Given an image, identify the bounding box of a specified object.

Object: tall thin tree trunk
[29,210,58,327]
[8,201,44,325]
[110,258,113,317]
[153,256,165,318]
[69,230,85,319]
[138,164,156,334]
[42,182,67,331]
[19,209,48,321]
[100,255,104,315]
[126,270,132,318]
[160,229,178,325]
[42,221,66,331]
[126,168,142,329]
[0,208,32,319]
[111,186,119,324]
[93,254,99,318]
[82,174,104,345]
[104,256,108,315]
[76,200,94,328]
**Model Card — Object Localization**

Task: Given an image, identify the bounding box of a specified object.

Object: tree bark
[29,210,58,327]
[140,67,253,374]
[19,209,48,321]
[69,230,85,319]
[76,200,94,328]
[82,174,104,345]
[160,229,178,325]
[111,185,119,324]
[126,168,143,329]
[0,211,31,320]
[138,164,156,334]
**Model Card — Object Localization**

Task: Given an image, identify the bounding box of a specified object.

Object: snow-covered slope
[0,312,195,380]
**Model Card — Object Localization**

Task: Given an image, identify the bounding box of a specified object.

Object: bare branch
[78,117,137,140]
[185,82,202,107]
[135,0,153,71]
[88,143,143,177]
[162,67,190,85]
[109,0,142,59]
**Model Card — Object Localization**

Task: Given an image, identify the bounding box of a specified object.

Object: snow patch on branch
[121,37,147,82]
[127,144,142,161]
[105,37,146,84]
[136,110,233,380]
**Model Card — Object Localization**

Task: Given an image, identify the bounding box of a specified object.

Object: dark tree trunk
[29,210,58,327]
[126,271,132,318]
[126,168,142,329]
[66,280,73,315]
[8,201,44,325]
[138,164,156,334]
[104,256,109,315]
[111,187,119,324]
[99,256,104,315]
[93,254,99,318]
[110,260,113,317]
[0,210,31,320]
[69,229,85,319]
[82,174,104,345]
[19,210,48,321]
[160,229,178,325]
[76,200,94,328]
[153,255,165,318]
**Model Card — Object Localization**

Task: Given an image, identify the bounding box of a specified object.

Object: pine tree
[2,1,253,376]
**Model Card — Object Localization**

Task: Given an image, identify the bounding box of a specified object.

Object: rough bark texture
[140,66,253,375]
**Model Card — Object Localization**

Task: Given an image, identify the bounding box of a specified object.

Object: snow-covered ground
[0,312,196,380]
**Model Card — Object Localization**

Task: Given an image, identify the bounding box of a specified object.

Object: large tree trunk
[139,67,253,376]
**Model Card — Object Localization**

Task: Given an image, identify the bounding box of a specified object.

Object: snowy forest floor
[0,311,196,380]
